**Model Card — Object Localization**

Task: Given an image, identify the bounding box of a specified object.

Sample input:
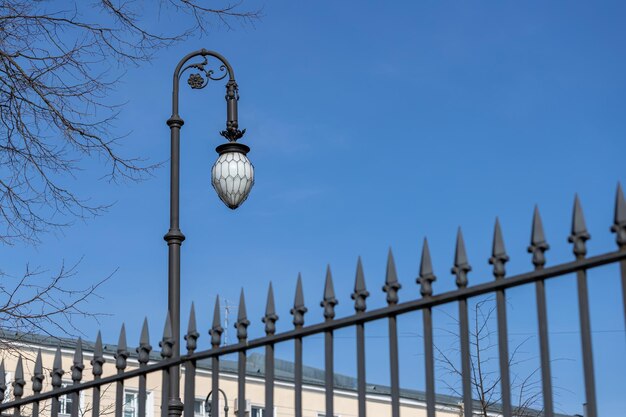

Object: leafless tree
[0,0,260,245]
[0,260,113,354]
[436,298,545,417]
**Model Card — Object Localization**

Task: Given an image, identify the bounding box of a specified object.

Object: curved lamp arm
[204,388,229,417]
[168,48,245,142]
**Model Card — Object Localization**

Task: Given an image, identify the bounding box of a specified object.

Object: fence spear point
[53,345,63,373]
[184,304,199,353]
[117,323,128,352]
[265,282,276,317]
[13,357,24,398]
[321,266,338,320]
[235,289,250,342]
[489,218,509,279]
[263,283,279,335]
[140,317,151,346]
[383,248,401,304]
[72,338,84,383]
[91,331,104,376]
[572,194,588,235]
[568,194,591,258]
[612,183,626,248]
[323,266,336,300]
[51,346,64,388]
[187,304,197,335]
[163,312,173,340]
[616,183,626,224]
[291,273,308,327]
[32,350,44,393]
[418,238,437,297]
[492,217,507,258]
[14,356,23,382]
[528,206,550,268]
[385,248,398,285]
[138,317,153,361]
[530,206,547,246]
[115,324,129,370]
[210,296,223,347]
[34,349,43,376]
[237,289,248,323]
[354,257,367,292]
[160,312,174,358]
[73,337,84,366]
[294,273,305,309]
[352,257,369,313]
[212,295,221,328]
[452,228,472,288]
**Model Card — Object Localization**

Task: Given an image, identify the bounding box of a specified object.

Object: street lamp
[204,389,229,417]
[164,49,253,417]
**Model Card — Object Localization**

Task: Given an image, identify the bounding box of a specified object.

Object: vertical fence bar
[184,307,199,417]
[161,314,174,417]
[138,320,153,417]
[569,196,597,417]
[291,276,307,417]
[237,349,247,417]
[92,333,104,417]
[12,357,24,417]
[388,315,400,417]
[32,350,44,417]
[383,251,401,417]
[324,330,334,417]
[419,240,437,417]
[611,184,626,330]
[576,268,597,417]
[161,368,170,417]
[355,323,367,417]
[422,309,435,417]
[263,285,278,417]
[51,347,63,417]
[322,267,338,417]
[453,229,473,417]
[234,292,250,417]
[351,259,369,417]
[294,337,303,417]
[495,289,512,417]
[458,298,472,417]
[115,326,129,417]
[211,357,219,417]
[528,207,554,417]
[71,340,84,417]
[619,252,626,333]
[210,297,224,417]
[490,219,512,417]
[265,344,275,417]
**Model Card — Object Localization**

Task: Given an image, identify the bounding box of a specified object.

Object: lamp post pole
[164,49,254,417]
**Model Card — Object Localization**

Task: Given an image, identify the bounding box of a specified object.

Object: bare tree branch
[0,0,261,244]
[0,259,113,354]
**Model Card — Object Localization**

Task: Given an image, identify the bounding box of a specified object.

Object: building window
[123,390,152,417]
[124,391,138,417]
[251,406,265,417]
[58,384,74,416]
[193,399,206,417]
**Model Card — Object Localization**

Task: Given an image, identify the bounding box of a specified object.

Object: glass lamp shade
[211,150,254,209]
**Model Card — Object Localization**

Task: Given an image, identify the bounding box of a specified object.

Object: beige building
[0,333,566,417]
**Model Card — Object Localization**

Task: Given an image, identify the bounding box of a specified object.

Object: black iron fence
[1,186,625,417]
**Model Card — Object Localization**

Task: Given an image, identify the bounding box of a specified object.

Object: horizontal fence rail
[1,185,625,417]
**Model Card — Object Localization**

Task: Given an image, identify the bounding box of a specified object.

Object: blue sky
[3,1,626,415]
